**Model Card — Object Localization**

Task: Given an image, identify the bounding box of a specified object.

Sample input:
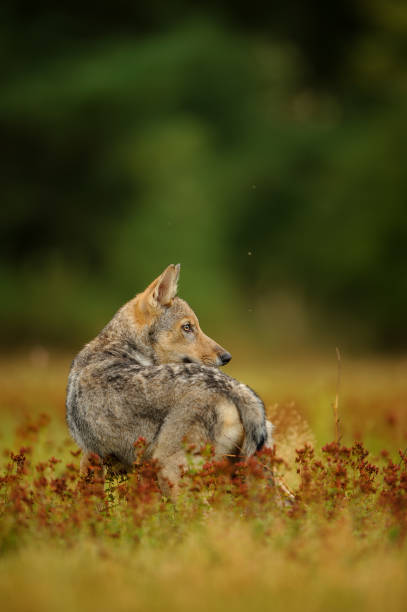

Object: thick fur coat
[66,264,270,498]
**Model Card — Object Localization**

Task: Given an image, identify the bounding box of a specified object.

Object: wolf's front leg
[80,451,93,473]
[155,450,187,501]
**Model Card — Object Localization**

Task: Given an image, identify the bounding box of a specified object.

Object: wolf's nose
[220,352,232,365]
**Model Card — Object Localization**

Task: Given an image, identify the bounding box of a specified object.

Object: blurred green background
[1,1,407,353]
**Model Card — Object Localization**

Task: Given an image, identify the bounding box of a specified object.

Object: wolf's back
[66,357,267,462]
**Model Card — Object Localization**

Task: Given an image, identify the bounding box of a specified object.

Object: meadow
[1,350,407,612]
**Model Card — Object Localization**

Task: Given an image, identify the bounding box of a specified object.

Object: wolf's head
[130,264,231,367]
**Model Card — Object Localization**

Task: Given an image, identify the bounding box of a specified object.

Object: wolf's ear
[148,264,180,308]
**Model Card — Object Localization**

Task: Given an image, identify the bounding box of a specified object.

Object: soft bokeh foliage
[1,354,407,612]
[1,2,407,349]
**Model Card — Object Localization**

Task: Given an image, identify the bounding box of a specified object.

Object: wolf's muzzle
[219,352,232,365]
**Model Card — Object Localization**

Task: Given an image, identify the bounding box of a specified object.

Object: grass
[1,350,407,612]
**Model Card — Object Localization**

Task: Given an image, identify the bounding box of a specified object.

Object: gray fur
[66,265,269,497]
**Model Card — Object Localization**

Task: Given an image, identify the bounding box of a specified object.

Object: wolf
[66,264,271,499]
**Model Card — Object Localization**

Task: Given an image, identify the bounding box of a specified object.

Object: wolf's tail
[231,384,267,457]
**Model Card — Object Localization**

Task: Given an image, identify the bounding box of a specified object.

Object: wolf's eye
[182,323,193,333]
